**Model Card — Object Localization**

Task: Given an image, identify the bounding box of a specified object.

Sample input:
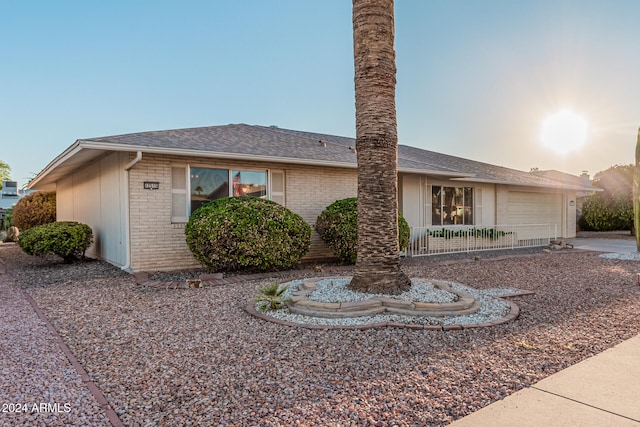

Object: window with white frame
[171,166,283,222]
[431,186,473,225]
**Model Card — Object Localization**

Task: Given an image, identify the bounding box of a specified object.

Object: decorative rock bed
[247,276,534,330]
[287,279,480,318]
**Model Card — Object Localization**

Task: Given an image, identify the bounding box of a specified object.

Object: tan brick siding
[128,154,357,272]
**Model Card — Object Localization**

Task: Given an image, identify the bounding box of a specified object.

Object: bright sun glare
[540,109,589,155]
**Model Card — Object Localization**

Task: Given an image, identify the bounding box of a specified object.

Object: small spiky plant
[255,282,290,312]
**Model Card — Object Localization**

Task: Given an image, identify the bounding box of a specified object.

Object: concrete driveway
[565,238,637,253]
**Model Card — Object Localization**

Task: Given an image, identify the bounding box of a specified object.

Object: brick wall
[127,153,357,272]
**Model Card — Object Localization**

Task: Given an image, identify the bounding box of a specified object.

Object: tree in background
[592,164,633,201]
[12,191,56,231]
[0,160,11,185]
[349,0,411,294]
[580,164,634,231]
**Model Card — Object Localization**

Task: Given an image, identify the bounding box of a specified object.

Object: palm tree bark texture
[348,0,411,294]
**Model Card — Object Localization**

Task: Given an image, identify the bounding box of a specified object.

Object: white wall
[399,177,575,237]
[55,152,128,267]
[476,184,496,226]
[399,174,422,227]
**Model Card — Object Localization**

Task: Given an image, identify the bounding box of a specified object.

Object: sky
[2,0,640,186]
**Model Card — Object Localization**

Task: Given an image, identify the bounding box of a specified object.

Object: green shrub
[580,194,633,231]
[427,227,511,239]
[315,197,410,264]
[1,207,12,230]
[185,197,312,272]
[579,165,634,231]
[18,221,93,262]
[12,191,56,231]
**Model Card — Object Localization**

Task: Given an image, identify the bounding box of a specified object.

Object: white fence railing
[406,224,557,257]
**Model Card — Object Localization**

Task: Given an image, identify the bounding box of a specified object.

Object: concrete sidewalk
[447,333,640,426]
[449,238,640,426]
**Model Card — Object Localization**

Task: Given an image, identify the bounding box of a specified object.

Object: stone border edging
[1,252,123,426]
[20,291,124,427]
[245,295,523,330]
[131,248,588,291]
[132,269,354,290]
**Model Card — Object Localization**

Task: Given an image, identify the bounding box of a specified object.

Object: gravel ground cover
[0,246,111,427]
[3,243,640,426]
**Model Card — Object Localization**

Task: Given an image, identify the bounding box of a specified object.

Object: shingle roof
[31,123,596,191]
[86,124,359,165]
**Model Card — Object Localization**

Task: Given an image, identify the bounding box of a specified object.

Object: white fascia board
[28,141,83,189]
[30,139,498,189]
[397,167,474,178]
[78,141,359,169]
[450,177,602,192]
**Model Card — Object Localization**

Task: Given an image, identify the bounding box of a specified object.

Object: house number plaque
[144,181,160,190]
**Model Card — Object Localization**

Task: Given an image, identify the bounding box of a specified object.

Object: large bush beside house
[18,221,93,263]
[315,197,410,264]
[579,195,633,231]
[12,191,56,231]
[579,165,634,231]
[185,197,312,272]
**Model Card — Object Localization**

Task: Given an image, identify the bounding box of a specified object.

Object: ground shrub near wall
[12,191,56,231]
[315,197,410,264]
[579,195,633,231]
[18,221,93,262]
[1,207,13,230]
[185,197,312,272]
[579,164,633,231]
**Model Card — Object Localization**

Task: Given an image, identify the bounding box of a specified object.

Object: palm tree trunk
[348,0,411,294]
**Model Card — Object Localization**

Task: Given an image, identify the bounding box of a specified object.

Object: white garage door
[508,191,562,226]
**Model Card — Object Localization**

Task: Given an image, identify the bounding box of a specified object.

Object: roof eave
[30,140,362,189]
[28,141,83,189]
[398,167,473,178]
[451,177,601,191]
[31,139,599,193]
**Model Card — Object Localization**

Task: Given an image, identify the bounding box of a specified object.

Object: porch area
[406,224,558,257]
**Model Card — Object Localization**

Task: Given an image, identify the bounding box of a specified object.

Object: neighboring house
[28,124,596,272]
[0,181,34,227]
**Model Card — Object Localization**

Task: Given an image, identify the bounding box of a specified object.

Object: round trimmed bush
[12,191,56,231]
[185,197,312,272]
[18,221,93,262]
[315,197,410,264]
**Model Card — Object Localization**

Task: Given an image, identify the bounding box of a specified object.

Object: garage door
[507,191,562,226]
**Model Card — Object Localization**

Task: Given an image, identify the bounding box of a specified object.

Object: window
[231,170,267,198]
[190,167,231,212]
[190,167,268,212]
[171,166,282,222]
[431,186,473,225]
